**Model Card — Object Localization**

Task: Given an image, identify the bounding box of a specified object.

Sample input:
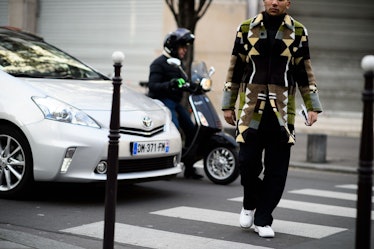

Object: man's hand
[307,111,318,126]
[170,78,186,88]
[224,109,236,126]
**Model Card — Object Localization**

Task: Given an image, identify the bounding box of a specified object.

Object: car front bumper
[24,120,182,182]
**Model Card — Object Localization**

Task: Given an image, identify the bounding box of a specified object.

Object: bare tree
[165,0,213,76]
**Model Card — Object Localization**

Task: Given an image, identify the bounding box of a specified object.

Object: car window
[0,33,107,80]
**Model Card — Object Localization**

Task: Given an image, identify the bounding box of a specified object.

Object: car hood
[24,78,161,112]
[18,78,169,129]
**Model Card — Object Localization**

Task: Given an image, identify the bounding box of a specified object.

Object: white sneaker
[254,225,275,238]
[239,208,254,229]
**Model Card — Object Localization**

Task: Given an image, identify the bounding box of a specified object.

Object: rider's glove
[170,78,186,88]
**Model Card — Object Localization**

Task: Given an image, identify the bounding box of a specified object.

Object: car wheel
[203,146,239,185]
[0,125,33,198]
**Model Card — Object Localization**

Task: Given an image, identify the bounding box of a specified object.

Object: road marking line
[335,184,374,191]
[288,188,374,202]
[229,197,373,219]
[61,221,272,249]
[278,199,373,219]
[151,206,346,239]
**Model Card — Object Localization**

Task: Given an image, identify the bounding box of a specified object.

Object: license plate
[131,141,169,155]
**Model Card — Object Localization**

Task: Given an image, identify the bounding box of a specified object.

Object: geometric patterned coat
[221,12,323,144]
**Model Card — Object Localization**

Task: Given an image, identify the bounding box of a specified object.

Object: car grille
[118,156,175,173]
[120,125,164,137]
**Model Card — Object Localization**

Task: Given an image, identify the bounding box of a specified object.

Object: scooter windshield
[191,61,209,84]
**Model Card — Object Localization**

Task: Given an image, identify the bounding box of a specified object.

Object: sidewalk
[290,111,361,173]
[293,111,362,138]
[222,111,362,138]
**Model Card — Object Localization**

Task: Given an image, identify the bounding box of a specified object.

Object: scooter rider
[148,28,203,179]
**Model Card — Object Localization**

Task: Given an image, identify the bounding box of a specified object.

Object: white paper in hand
[298,104,310,126]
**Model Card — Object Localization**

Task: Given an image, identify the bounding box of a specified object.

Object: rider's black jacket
[147,54,185,103]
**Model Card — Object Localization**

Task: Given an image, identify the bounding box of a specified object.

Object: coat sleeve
[221,22,250,111]
[292,25,323,113]
[148,62,172,94]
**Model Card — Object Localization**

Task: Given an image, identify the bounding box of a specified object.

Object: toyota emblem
[142,116,153,128]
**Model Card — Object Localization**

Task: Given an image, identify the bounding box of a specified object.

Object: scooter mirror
[167,58,188,80]
[167,58,181,67]
[208,67,215,77]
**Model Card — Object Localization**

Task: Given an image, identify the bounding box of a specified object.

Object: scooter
[169,58,240,185]
[140,59,239,185]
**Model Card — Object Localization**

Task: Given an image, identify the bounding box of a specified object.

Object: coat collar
[250,12,294,32]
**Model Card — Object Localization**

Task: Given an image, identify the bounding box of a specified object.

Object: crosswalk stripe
[279,199,374,220]
[228,197,374,220]
[289,188,374,203]
[336,184,374,191]
[151,206,347,239]
[61,221,272,249]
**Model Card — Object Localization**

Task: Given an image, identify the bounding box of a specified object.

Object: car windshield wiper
[9,72,107,80]
[10,73,86,80]
[10,73,49,78]
[51,75,76,79]
[52,75,106,80]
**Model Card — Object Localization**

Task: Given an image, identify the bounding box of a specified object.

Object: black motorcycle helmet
[163,28,195,58]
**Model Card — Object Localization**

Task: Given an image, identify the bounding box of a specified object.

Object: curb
[289,161,357,174]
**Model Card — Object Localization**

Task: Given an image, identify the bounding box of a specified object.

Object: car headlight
[32,96,100,128]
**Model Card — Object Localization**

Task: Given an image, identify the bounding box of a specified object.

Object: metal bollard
[306,134,327,163]
[103,51,125,249]
[355,55,374,249]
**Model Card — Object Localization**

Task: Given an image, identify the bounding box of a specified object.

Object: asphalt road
[0,164,372,249]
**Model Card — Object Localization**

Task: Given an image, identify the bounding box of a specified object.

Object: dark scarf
[260,12,287,131]
[263,11,285,31]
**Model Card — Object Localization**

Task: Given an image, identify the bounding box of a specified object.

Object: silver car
[0,27,182,198]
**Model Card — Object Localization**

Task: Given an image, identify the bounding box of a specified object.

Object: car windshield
[0,32,107,80]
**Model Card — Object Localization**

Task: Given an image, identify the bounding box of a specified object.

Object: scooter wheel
[203,146,239,185]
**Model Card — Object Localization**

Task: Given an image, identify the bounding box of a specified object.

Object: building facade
[1,0,374,113]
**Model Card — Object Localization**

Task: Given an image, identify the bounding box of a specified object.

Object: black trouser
[239,110,291,226]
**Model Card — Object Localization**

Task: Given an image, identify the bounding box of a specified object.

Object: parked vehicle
[180,59,239,185]
[0,26,182,198]
[142,58,239,185]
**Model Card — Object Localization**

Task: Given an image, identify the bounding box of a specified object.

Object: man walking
[221,0,322,238]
